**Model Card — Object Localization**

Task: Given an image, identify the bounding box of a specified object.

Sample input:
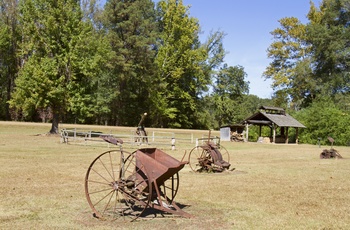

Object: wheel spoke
[92,189,115,207]
[88,186,115,195]
[102,189,116,216]
[97,155,115,182]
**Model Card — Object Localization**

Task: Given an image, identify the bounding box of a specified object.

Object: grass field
[0,121,349,229]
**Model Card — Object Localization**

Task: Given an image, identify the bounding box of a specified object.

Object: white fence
[60,128,217,149]
[60,128,193,149]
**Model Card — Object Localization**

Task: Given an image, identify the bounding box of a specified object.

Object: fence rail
[195,135,221,147]
[61,128,186,149]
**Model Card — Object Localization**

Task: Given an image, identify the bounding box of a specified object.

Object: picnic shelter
[243,106,306,144]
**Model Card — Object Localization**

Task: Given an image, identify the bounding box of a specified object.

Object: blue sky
[180,0,313,98]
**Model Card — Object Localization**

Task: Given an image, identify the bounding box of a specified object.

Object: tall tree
[192,30,227,129]
[102,0,158,126]
[0,0,19,120]
[153,0,208,128]
[307,0,350,95]
[211,64,249,127]
[263,17,314,107]
[202,30,226,80]
[9,0,111,133]
[265,0,350,108]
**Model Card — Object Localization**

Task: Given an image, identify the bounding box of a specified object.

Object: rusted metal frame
[150,179,193,218]
[198,143,228,171]
[118,187,150,207]
[199,148,213,170]
[135,148,192,218]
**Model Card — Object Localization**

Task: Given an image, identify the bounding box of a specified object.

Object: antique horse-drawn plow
[84,135,192,221]
[188,130,231,172]
[134,112,148,144]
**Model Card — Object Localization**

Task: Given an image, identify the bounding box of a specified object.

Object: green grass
[1,121,349,229]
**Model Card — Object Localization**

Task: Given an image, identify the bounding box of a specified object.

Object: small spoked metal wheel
[157,172,179,205]
[217,145,230,165]
[85,150,152,221]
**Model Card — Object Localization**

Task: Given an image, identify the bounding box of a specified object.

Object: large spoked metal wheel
[85,150,152,221]
[188,146,212,172]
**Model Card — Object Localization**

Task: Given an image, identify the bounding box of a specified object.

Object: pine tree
[102,0,158,126]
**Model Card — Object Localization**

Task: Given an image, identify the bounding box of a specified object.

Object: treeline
[0,0,257,133]
[1,0,350,145]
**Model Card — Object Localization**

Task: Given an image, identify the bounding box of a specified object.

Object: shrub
[294,98,350,146]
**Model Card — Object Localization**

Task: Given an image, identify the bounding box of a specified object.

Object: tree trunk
[50,112,59,134]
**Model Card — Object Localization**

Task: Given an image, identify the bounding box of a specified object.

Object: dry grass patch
[0,121,349,229]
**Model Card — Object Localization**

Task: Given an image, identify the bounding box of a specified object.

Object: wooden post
[281,127,285,136]
[259,125,262,137]
[171,138,176,150]
[272,124,276,143]
[295,128,299,144]
[285,127,289,144]
[245,123,249,142]
[270,126,273,141]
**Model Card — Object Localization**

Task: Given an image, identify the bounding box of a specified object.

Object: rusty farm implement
[188,130,231,172]
[84,135,192,221]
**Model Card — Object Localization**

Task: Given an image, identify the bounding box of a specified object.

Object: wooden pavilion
[243,106,306,144]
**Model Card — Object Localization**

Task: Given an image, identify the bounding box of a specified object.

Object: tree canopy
[0,0,251,133]
[265,0,350,109]
[9,0,112,133]
[152,0,208,128]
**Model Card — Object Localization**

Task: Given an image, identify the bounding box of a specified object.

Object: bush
[294,98,350,146]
